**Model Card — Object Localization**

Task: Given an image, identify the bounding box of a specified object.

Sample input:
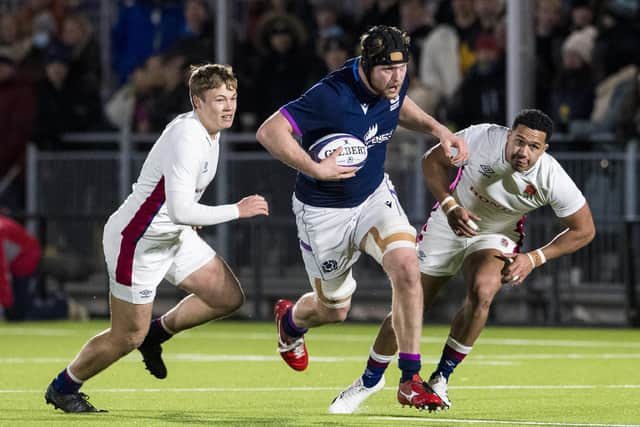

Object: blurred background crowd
[1,0,639,323]
[1,0,639,212]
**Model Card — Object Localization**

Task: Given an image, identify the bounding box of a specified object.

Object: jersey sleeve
[162,123,240,226]
[280,83,338,137]
[546,161,586,218]
[449,124,486,159]
[162,123,202,195]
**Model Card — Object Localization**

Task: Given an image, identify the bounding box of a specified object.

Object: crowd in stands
[1,0,640,211]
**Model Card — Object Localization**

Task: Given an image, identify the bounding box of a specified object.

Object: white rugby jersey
[107,111,238,241]
[431,123,586,242]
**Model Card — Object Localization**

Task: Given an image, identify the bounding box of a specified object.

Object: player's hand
[446,206,481,237]
[237,194,269,218]
[498,253,534,286]
[437,126,469,167]
[312,146,358,181]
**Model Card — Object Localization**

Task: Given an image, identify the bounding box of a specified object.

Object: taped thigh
[309,270,356,309]
[360,224,417,264]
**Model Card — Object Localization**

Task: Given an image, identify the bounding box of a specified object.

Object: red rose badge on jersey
[524,184,537,198]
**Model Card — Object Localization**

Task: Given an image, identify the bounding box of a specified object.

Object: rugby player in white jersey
[329,109,595,414]
[45,64,269,413]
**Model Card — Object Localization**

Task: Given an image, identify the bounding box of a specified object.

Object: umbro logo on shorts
[385,200,392,208]
[139,289,153,298]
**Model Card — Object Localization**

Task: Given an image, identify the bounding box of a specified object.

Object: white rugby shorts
[103,223,215,304]
[416,211,518,277]
[293,174,416,306]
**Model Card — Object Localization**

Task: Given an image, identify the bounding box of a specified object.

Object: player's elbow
[255,121,273,147]
[575,224,596,249]
[256,113,287,150]
[583,225,596,245]
[167,205,190,226]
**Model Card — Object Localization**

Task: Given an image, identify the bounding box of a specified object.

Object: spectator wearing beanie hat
[562,26,597,67]
[549,26,598,132]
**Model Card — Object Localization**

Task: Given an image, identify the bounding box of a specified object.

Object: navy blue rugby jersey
[280,57,409,208]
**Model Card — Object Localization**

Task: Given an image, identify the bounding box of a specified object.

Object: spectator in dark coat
[32,44,103,149]
[550,27,597,132]
[60,13,101,100]
[172,0,215,64]
[254,14,312,124]
[448,33,506,128]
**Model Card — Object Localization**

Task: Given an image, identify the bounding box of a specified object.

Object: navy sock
[432,337,470,381]
[398,353,421,383]
[362,356,389,388]
[140,318,173,348]
[282,309,307,338]
[52,369,82,394]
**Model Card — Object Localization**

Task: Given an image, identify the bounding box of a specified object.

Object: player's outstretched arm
[399,96,468,165]
[422,144,455,203]
[236,195,269,218]
[534,203,595,262]
[422,144,480,237]
[500,203,596,286]
[256,111,356,181]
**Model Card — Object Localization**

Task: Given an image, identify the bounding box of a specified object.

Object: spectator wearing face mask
[21,10,58,81]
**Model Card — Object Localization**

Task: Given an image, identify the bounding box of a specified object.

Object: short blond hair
[188,63,237,102]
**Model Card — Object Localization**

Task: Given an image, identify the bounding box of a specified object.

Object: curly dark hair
[512,109,554,142]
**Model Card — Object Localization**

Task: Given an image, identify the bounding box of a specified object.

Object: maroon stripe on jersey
[514,215,526,253]
[444,344,467,361]
[115,177,166,286]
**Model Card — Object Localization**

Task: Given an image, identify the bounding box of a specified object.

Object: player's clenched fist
[237,195,269,218]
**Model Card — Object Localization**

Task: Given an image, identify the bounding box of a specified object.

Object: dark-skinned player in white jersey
[330,109,595,414]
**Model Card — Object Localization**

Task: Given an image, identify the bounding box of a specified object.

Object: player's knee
[311,271,356,311]
[469,275,499,310]
[385,252,420,291]
[113,330,147,354]
[221,285,245,315]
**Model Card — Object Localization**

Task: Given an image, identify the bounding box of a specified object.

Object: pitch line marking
[3,352,640,365]
[1,384,640,394]
[369,416,640,427]
[1,328,640,348]
[0,354,516,366]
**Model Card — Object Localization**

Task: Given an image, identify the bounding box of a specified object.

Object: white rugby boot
[427,373,451,409]
[328,376,385,414]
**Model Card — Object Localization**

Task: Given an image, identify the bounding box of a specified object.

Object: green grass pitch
[0,321,639,426]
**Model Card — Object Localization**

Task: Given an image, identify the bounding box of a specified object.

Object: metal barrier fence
[25,132,640,326]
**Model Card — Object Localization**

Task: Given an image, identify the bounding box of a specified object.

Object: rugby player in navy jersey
[256,25,468,411]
